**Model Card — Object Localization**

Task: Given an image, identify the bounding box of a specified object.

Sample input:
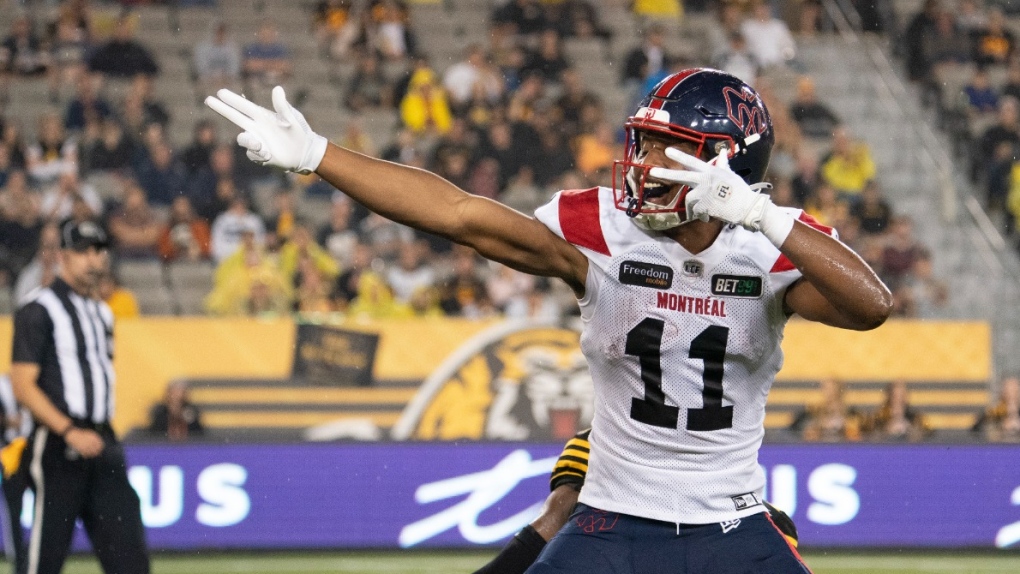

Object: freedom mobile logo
[619,261,673,290]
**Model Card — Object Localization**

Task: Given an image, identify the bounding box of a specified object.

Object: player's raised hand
[205,86,328,175]
[649,147,794,246]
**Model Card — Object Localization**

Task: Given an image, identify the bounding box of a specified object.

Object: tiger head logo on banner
[391,321,593,441]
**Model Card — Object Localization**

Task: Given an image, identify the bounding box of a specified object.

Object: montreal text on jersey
[656,292,727,317]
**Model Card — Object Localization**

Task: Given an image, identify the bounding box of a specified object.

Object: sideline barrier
[8,442,1019,551]
[0,318,993,436]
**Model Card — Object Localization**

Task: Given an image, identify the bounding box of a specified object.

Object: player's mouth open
[642,179,682,204]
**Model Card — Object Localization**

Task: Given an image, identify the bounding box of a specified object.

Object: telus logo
[399,450,555,547]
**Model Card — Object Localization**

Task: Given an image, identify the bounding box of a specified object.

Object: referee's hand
[65,428,104,458]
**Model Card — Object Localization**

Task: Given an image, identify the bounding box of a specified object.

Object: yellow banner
[0,317,992,435]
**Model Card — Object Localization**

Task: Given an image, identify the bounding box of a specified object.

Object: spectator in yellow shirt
[820,126,876,201]
[98,270,140,319]
[399,68,453,135]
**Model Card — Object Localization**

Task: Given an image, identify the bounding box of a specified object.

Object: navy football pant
[525,504,811,574]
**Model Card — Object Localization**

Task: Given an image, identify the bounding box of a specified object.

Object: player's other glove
[204,86,328,175]
[649,148,795,247]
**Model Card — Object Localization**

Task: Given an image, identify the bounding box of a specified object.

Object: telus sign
[9,444,1020,550]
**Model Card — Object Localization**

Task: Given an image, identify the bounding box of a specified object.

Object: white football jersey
[535,186,834,524]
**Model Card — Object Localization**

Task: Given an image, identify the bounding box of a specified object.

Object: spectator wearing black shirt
[975,97,1020,183]
[621,24,666,88]
[87,15,159,78]
[83,118,135,173]
[532,129,574,188]
[903,0,940,83]
[180,120,218,177]
[555,68,600,140]
[522,29,570,84]
[332,242,374,309]
[492,0,548,37]
[0,15,50,77]
[849,180,893,235]
[0,171,42,286]
[64,75,112,132]
[438,247,491,317]
[187,144,239,215]
[790,149,821,208]
[148,381,204,441]
[1002,61,1020,102]
[789,76,840,139]
[345,53,393,112]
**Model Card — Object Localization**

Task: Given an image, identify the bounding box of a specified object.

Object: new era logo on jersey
[619,261,673,290]
[731,492,762,511]
[720,519,742,534]
[711,275,763,298]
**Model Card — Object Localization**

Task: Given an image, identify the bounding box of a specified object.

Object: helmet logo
[636,106,671,124]
[722,87,766,137]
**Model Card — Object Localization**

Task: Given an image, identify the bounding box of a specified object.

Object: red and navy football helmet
[613,68,774,230]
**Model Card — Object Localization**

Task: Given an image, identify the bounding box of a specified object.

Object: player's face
[60,246,108,295]
[633,133,702,207]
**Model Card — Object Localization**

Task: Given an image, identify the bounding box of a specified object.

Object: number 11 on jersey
[627,318,733,431]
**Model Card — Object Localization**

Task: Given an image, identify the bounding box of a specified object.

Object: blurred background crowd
[1,0,1018,441]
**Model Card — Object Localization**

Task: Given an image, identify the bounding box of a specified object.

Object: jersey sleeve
[549,428,591,492]
[11,302,52,365]
[534,187,614,272]
[767,209,838,293]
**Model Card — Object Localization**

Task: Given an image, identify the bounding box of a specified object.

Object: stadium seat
[134,286,178,316]
[0,289,12,315]
[117,260,166,291]
[166,260,215,290]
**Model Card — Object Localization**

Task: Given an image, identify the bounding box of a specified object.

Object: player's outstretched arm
[205,87,588,295]
[652,148,892,331]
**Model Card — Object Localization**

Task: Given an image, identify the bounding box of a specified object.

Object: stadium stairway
[795,25,1020,379]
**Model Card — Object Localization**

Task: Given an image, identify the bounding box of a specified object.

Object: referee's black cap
[60,220,109,251]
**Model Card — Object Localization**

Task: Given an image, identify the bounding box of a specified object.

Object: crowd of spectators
[0,0,947,324]
[787,374,1020,443]
[903,0,1020,250]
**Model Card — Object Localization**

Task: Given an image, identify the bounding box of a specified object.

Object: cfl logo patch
[716,185,730,199]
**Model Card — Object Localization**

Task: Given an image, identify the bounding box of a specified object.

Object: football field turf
[60,550,1020,573]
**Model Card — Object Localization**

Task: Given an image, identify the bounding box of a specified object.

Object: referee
[8,221,150,574]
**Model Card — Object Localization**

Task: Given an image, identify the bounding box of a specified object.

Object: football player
[206,67,891,573]
[473,429,801,574]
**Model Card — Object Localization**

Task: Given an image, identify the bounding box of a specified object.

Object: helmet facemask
[612,119,737,232]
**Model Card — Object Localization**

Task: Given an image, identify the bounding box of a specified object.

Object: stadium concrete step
[183,378,422,439]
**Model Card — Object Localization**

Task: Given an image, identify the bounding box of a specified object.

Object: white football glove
[649,147,795,247]
[205,86,328,175]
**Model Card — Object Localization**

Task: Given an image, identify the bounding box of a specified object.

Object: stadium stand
[2,0,1018,441]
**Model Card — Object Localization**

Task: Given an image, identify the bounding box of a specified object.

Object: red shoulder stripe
[796,211,836,236]
[770,212,836,273]
[558,188,611,257]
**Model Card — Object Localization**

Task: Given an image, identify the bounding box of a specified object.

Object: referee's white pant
[25,424,149,574]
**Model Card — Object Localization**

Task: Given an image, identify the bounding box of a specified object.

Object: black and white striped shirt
[11,278,115,424]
